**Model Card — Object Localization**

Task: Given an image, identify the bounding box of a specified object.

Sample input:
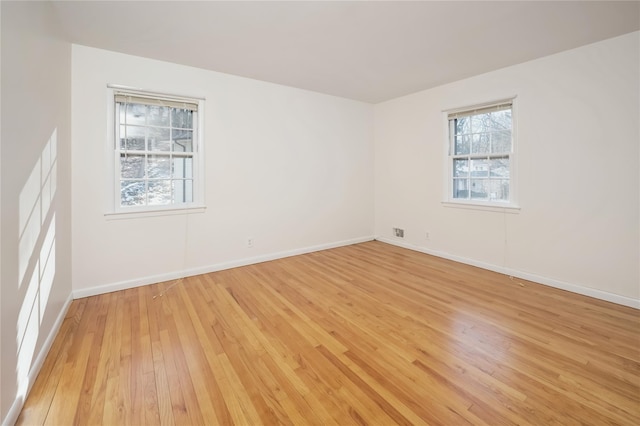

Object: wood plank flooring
[17,241,640,425]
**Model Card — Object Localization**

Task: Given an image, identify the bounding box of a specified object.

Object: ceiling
[50,1,639,103]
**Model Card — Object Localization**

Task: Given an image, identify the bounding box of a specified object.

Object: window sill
[105,205,206,220]
[441,201,520,214]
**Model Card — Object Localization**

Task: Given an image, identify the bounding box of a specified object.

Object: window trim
[105,86,206,217]
[442,97,519,211]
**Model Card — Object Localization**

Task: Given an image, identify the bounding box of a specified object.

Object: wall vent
[392,227,405,238]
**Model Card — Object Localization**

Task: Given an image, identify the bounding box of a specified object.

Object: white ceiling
[51,1,639,103]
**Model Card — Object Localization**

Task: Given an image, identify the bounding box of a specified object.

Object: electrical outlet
[426,232,430,240]
[247,238,254,248]
[392,227,405,238]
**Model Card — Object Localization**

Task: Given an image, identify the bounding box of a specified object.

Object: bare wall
[1,1,72,423]
[374,32,639,306]
[71,45,374,296]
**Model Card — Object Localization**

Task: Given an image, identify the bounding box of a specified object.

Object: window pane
[120,154,145,179]
[490,110,511,130]
[148,105,170,126]
[172,156,193,179]
[126,104,146,125]
[121,180,146,206]
[488,179,509,201]
[454,117,470,135]
[471,114,488,134]
[491,131,511,153]
[453,178,469,199]
[453,159,468,177]
[172,129,193,152]
[124,126,146,150]
[470,159,489,178]
[172,180,193,203]
[148,128,170,151]
[172,108,193,129]
[116,93,200,211]
[119,125,126,149]
[454,135,470,155]
[148,180,172,205]
[449,104,512,205]
[489,157,509,178]
[471,134,490,154]
[470,179,489,200]
[147,155,171,178]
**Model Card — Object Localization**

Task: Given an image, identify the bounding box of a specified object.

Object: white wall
[1,1,73,424]
[71,45,374,296]
[374,32,639,306]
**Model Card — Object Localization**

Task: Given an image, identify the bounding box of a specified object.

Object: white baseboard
[376,237,639,309]
[2,293,74,426]
[72,232,639,307]
[73,236,376,299]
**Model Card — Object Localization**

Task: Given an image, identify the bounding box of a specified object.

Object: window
[112,90,203,212]
[446,99,516,207]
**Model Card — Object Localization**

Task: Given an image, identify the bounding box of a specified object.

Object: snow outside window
[113,91,203,213]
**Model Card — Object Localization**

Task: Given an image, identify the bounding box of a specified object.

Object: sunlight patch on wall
[16,129,58,399]
[18,158,41,287]
[39,215,56,325]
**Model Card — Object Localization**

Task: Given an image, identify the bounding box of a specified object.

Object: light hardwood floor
[18,241,640,425]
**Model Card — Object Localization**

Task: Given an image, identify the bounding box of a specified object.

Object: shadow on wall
[16,128,58,400]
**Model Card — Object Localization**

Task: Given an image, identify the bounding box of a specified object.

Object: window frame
[105,86,206,217]
[442,97,519,212]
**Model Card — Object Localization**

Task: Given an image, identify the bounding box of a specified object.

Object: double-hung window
[446,99,516,207]
[113,90,203,212]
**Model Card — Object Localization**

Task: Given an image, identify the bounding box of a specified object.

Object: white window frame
[442,97,519,212]
[105,86,206,217]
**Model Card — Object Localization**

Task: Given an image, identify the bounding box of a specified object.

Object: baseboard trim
[73,236,376,299]
[2,293,74,426]
[376,237,639,309]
